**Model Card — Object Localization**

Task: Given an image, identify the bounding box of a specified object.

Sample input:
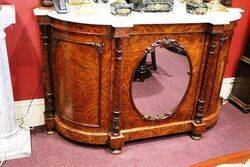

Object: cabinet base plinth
[108,134,125,149]
[52,103,221,152]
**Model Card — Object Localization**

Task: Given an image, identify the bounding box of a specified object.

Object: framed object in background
[230,39,250,113]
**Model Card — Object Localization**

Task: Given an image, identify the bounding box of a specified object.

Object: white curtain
[0,5,31,161]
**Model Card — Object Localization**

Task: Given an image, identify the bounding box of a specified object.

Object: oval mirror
[132,39,190,120]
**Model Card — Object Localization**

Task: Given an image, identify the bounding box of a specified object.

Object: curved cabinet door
[53,35,111,131]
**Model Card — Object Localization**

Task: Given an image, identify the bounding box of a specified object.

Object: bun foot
[44,129,56,135]
[110,148,122,155]
[190,133,203,140]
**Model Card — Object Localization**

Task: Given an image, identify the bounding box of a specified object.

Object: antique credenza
[35,5,242,154]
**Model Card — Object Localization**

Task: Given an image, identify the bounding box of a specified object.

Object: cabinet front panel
[54,39,103,128]
[121,32,205,129]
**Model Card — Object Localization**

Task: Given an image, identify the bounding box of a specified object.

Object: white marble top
[0,5,16,29]
[33,0,243,27]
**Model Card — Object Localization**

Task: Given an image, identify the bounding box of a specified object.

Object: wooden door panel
[55,39,103,128]
[121,33,205,129]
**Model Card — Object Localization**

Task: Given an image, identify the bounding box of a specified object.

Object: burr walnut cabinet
[37,14,239,154]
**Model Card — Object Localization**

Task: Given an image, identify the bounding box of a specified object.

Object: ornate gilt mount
[219,36,230,46]
[145,38,187,56]
[54,36,105,56]
[112,109,121,136]
[93,42,105,55]
[195,99,205,124]
[142,113,172,121]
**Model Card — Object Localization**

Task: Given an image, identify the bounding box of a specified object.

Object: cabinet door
[121,32,205,128]
[53,36,110,130]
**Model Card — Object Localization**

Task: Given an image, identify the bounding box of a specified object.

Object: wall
[225,0,250,78]
[3,0,43,101]
[2,0,250,100]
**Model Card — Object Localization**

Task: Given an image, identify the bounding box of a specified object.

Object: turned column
[109,28,131,154]
[38,17,56,135]
[191,23,235,140]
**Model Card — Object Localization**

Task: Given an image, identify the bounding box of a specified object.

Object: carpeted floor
[4,103,250,167]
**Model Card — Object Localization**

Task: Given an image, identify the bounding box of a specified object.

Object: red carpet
[4,103,250,167]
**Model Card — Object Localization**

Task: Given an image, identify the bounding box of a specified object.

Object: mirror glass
[132,45,190,120]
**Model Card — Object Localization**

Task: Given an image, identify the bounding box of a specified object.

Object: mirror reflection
[132,45,190,120]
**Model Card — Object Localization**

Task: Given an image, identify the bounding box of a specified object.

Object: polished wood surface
[37,15,237,153]
[192,150,250,167]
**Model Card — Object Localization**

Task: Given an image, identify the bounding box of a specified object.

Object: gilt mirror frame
[130,38,193,121]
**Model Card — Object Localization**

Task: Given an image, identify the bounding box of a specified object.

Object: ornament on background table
[206,0,228,12]
[129,0,174,12]
[110,0,133,16]
[202,0,231,6]
[68,0,92,5]
[41,0,54,7]
[185,0,208,15]
[93,0,109,4]
[53,0,69,13]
